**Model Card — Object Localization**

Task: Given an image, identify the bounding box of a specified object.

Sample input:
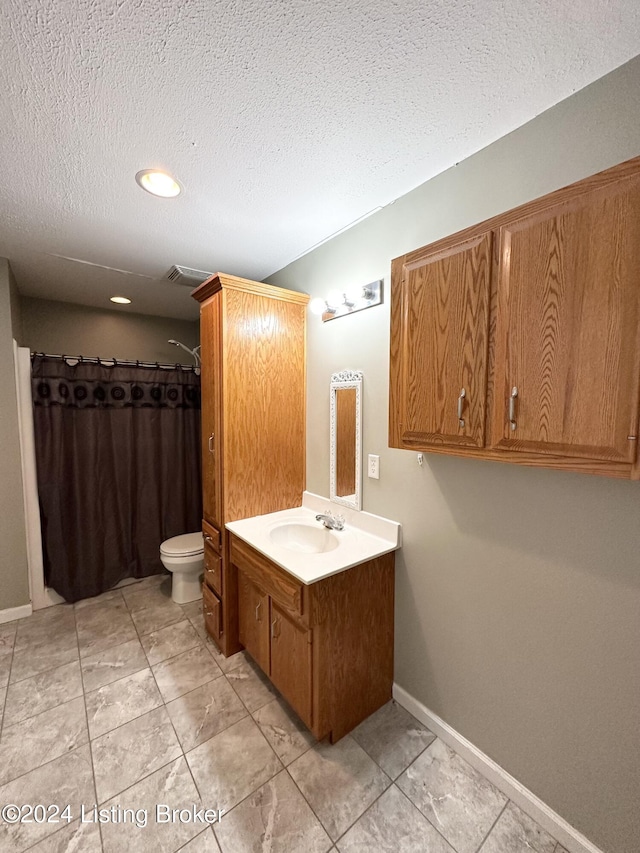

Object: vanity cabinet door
[237,570,270,675]
[489,175,640,462]
[200,294,223,528]
[269,602,313,727]
[389,232,492,450]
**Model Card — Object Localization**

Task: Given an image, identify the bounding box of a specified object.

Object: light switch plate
[368,454,380,479]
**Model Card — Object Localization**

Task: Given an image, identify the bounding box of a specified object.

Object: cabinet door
[270,603,312,727]
[200,295,223,527]
[490,176,640,462]
[390,232,492,449]
[237,570,270,675]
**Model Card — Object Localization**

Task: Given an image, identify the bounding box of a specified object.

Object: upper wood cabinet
[390,156,640,478]
[390,232,492,450]
[193,274,309,656]
[490,179,640,462]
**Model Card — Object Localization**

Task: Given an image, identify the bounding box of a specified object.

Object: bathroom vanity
[226,494,401,743]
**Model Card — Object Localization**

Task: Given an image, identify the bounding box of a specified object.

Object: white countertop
[225,491,402,585]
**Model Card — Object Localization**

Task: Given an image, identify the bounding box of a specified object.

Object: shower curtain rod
[31,352,200,372]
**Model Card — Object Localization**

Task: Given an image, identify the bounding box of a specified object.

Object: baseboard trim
[0,603,32,624]
[392,684,604,853]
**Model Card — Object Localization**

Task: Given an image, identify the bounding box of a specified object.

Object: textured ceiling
[1,1,639,320]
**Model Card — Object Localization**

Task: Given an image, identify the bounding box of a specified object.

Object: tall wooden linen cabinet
[192,274,309,655]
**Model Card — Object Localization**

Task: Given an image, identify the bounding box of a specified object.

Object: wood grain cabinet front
[390,155,640,479]
[231,533,394,743]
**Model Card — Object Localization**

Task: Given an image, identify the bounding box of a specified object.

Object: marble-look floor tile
[215,768,331,853]
[10,635,79,683]
[26,818,103,852]
[0,653,11,689]
[0,696,88,786]
[181,828,221,851]
[397,739,507,853]
[351,701,435,779]
[0,621,17,656]
[206,643,247,674]
[131,599,186,636]
[14,608,77,643]
[74,588,125,611]
[181,599,204,624]
[3,660,83,726]
[0,746,95,852]
[100,756,203,853]
[0,684,6,727]
[141,620,200,666]
[81,637,148,693]
[14,606,76,651]
[186,716,282,813]
[166,677,247,752]
[288,735,390,841]
[123,579,173,614]
[76,600,138,658]
[479,802,556,853]
[85,668,162,739]
[92,705,182,803]
[225,656,277,712]
[153,644,222,703]
[252,697,316,765]
[554,846,569,853]
[337,784,455,853]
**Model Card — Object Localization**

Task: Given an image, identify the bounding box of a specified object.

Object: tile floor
[0,576,570,853]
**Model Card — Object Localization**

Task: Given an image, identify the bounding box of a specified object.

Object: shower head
[168,339,201,366]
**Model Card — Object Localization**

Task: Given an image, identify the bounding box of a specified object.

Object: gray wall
[21,297,199,365]
[0,259,30,609]
[267,57,640,853]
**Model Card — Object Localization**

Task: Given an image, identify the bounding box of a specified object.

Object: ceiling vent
[164,265,213,286]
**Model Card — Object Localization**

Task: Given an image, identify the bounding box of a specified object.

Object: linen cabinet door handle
[208,433,215,454]
[509,387,518,431]
[271,618,280,639]
[255,601,261,622]
[457,388,466,427]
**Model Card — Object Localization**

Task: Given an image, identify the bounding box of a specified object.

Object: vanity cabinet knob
[208,433,215,454]
[255,601,262,622]
[271,618,280,639]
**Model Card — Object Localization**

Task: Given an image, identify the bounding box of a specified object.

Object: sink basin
[269,522,340,554]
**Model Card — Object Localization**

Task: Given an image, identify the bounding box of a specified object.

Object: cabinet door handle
[204,534,212,544]
[208,433,215,454]
[255,601,261,622]
[509,387,518,431]
[205,609,214,618]
[271,618,280,639]
[457,388,466,427]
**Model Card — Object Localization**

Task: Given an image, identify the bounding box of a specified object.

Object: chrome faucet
[315,512,345,531]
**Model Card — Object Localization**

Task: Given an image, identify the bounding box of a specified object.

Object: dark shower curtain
[31,355,202,603]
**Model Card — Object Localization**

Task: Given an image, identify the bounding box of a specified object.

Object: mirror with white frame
[330,370,363,511]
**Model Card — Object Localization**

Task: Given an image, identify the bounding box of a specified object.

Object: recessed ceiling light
[110,296,132,304]
[135,169,181,198]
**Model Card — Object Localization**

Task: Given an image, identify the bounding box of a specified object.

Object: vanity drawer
[203,584,222,640]
[230,536,303,616]
[202,519,222,554]
[204,545,222,595]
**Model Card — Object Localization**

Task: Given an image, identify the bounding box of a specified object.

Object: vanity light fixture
[135,169,181,198]
[110,296,132,304]
[309,280,383,322]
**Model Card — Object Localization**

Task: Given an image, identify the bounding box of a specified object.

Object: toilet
[160,532,204,604]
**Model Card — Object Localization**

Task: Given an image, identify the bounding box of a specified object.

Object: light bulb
[309,297,326,316]
[135,169,181,198]
[345,283,364,304]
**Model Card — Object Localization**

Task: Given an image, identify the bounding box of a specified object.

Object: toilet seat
[160,532,204,558]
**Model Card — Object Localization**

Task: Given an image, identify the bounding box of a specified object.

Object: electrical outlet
[368,454,380,479]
